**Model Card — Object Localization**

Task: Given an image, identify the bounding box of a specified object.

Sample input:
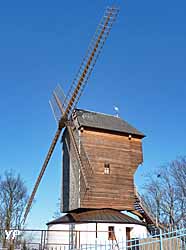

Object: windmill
[23,6,120,224]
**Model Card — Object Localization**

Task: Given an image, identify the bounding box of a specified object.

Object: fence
[0,227,186,250]
[123,228,186,250]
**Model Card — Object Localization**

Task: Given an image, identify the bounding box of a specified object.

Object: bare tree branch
[142,157,186,228]
[0,171,28,230]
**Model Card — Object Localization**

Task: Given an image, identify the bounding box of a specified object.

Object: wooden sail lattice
[23,6,119,224]
[50,93,94,199]
[61,7,119,119]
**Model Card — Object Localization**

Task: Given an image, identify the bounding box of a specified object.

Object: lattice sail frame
[51,6,119,122]
[23,6,119,224]
[49,84,66,123]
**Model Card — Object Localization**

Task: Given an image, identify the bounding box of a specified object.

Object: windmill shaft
[23,128,62,223]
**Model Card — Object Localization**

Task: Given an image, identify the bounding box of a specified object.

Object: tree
[0,171,28,229]
[142,156,186,228]
[53,198,62,219]
[170,157,186,226]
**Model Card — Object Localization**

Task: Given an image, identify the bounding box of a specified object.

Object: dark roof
[47,209,145,226]
[74,109,145,138]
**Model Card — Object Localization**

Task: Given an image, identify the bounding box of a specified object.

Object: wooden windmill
[23,7,160,234]
[23,6,120,224]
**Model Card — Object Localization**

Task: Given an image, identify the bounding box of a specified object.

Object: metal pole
[40,230,43,250]
[95,239,97,250]
[159,229,163,250]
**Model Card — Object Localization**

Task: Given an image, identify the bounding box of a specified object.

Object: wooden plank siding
[61,130,81,212]
[80,129,143,210]
[61,125,143,212]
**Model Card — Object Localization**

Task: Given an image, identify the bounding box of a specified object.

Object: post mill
[61,108,144,212]
[23,6,160,238]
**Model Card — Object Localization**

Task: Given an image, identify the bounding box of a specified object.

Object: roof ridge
[75,108,122,119]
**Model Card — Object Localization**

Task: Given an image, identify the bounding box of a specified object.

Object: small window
[108,226,115,240]
[104,163,110,175]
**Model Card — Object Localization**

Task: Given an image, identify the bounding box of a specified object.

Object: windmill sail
[62,6,119,119]
[23,6,119,224]
[51,89,94,198]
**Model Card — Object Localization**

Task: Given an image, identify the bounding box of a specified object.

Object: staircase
[133,189,163,235]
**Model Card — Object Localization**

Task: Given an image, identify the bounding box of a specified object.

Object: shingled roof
[74,109,145,138]
[47,209,145,225]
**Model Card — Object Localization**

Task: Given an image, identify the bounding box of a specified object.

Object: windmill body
[61,109,145,212]
[46,109,149,248]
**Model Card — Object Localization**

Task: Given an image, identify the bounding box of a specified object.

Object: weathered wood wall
[61,126,143,212]
[80,129,143,211]
[61,130,80,212]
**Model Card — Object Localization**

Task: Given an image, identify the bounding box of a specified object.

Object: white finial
[114,105,119,117]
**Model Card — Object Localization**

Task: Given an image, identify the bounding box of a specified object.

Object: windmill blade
[54,84,66,111]
[50,86,92,196]
[62,6,119,120]
[23,85,67,224]
[50,85,90,192]
[49,99,61,124]
[22,128,62,224]
[50,84,66,123]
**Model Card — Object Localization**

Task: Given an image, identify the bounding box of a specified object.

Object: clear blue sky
[0,0,185,229]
